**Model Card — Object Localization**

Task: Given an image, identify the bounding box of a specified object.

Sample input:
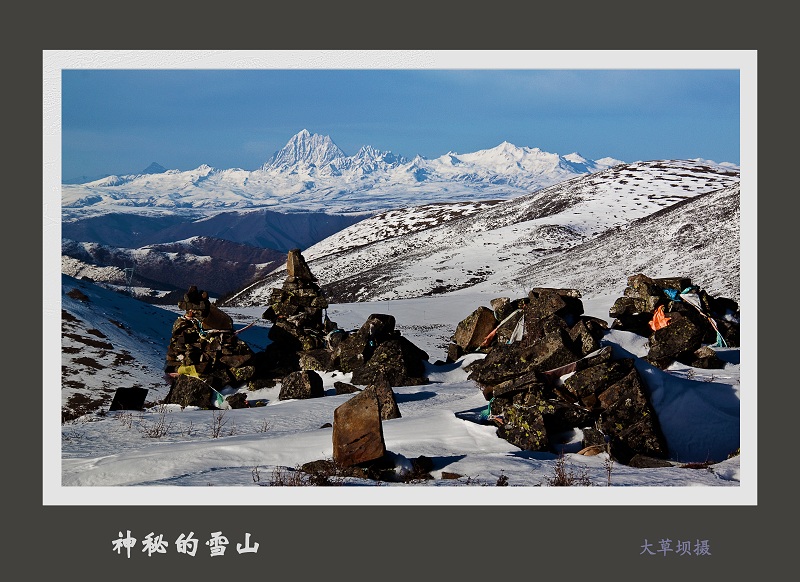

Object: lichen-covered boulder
[597,368,667,463]
[563,358,636,408]
[163,374,220,409]
[350,337,428,388]
[646,314,705,368]
[335,314,397,373]
[279,370,324,400]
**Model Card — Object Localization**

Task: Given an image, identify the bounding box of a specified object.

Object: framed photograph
[46,50,755,511]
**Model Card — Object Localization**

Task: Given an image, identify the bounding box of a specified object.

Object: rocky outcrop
[608,273,740,369]
[460,286,667,465]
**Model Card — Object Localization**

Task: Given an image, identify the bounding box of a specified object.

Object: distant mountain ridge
[61,236,286,299]
[62,129,629,218]
[61,209,366,252]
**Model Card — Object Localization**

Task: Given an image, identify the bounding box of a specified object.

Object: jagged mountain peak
[263,129,347,170]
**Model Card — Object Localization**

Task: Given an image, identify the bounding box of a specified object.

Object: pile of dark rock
[258,249,430,391]
[454,287,669,466]
[446,287,608,364]
[608,274,740,369]
[163,285,256,409]
[161,250,431,415]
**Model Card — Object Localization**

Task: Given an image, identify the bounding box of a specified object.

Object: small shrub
[544,454,594,487]
[114,411,135,429]
[140,405,172,438]
[210,410,228,438]
[62,426,85,442]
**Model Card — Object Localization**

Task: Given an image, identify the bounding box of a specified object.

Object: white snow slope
[54,275,750,504]
[225,159,740,306]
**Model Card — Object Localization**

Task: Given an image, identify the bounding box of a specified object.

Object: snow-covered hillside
[509,184,741,302]
[56,274,746,496]
[60,275,177,422]
[62,129,625,219]
[224,159,740,306]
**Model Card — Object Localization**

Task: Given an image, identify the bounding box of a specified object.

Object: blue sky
[61,67,740,179]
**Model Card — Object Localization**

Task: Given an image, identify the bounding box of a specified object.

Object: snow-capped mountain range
[223,159,741,307]
[62,129,627,218]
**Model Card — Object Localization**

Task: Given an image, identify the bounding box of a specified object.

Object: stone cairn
[608,274,740,369]
[163,285,255,409]
[453,287,669,467]
[259,249,430,392]
[256,249,433,480]
[257,248,339,389]
[158,248,433,481]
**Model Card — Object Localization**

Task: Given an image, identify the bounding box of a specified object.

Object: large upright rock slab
[364,377,402,420]
[285,248,316,282]
[332,389,386,467]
